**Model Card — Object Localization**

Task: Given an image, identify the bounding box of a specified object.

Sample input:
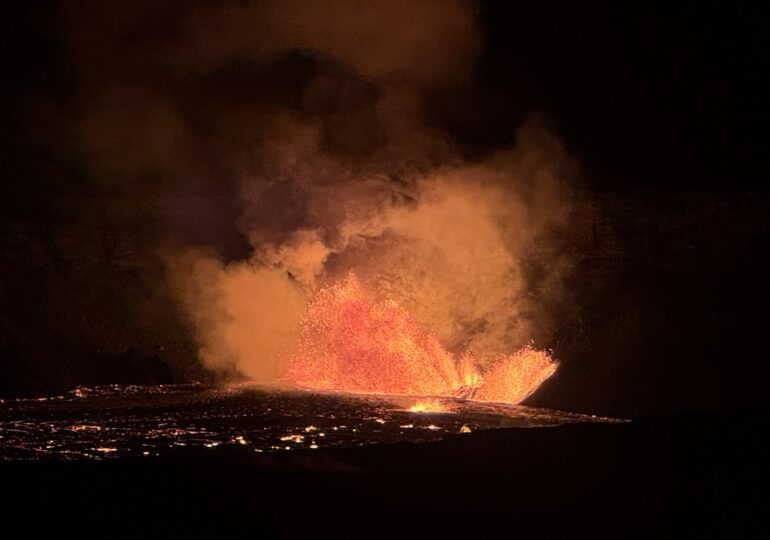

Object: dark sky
[468,2,768,190]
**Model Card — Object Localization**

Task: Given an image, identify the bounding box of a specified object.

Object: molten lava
[407,399,449,413]
[285,275,459,395]
[285,274,557,405]
[471,347,557,404]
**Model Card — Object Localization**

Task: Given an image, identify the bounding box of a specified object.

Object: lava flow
[285,274,557,404]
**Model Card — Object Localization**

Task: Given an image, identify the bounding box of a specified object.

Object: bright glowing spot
[69,424,101,432]
[407,399,447,413]
[286,274,458,395]
[285,274,557,405]
[472,347,557,404]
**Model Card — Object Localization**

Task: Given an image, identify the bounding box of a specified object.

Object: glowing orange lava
[285,274,557,405]
[407,399,448,413]
[285,275,459,395]
[472,347,558,404]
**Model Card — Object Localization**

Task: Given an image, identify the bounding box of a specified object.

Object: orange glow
[285,274,459,395]
[407,399,447,413]
[472,347,558,404]
[285,274,557,405]
[457,352,481,387]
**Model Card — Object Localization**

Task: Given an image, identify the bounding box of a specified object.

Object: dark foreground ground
[2,411,766,538]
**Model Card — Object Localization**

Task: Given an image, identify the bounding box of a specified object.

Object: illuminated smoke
[100,1,577,401]
[170,119,573,389]
[170,249,306,381]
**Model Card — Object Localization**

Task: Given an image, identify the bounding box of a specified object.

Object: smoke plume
[58,1,576,382]
[174,113,573,379]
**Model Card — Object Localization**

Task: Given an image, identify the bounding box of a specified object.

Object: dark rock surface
[1,410,765,537]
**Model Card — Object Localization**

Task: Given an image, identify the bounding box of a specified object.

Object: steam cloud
[60,1,576,382]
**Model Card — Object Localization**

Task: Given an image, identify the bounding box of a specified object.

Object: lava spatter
[285,274,557,404]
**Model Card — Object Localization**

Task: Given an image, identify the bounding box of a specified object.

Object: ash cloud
[57,1,576,380]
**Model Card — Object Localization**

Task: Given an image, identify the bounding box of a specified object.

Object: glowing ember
[68,424,102,432]
[472,347,558,404]
[457,353,481,388]
[285,274,459,395]
[285,274,557,405]
[407,399,447,413]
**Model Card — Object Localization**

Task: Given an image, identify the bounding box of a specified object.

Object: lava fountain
[285,274,557,404]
